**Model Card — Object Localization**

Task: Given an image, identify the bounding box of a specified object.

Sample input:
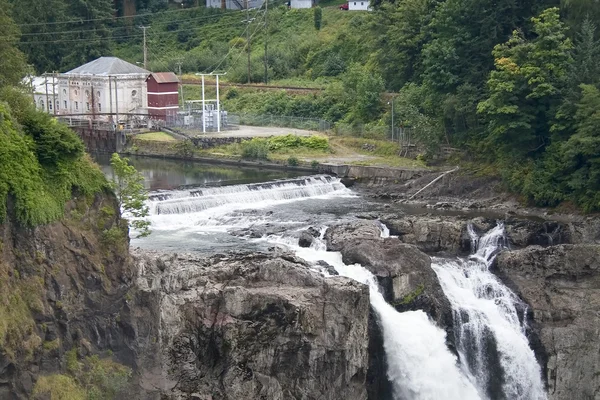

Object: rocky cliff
[0,192,137,399]
[134,249,371,400]
[495,244,600,400]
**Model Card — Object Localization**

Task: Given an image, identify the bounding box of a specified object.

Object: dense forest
[2,0,600,211]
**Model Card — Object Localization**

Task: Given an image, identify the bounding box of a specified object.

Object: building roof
[65,57,150,76]
[148,72,180,84]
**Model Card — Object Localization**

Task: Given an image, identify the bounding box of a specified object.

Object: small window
[98,103,102,112]
[75,101,78,110]
[97,91,101,99]
[63,89,66,95]
[86,102,90,111]
[74,89,78,96]
[49,102,52,110]
[132,90,138,98]
[56,101,59,110]
[64,100,67,108]
[361,1,363,4]
[40,100,44,110]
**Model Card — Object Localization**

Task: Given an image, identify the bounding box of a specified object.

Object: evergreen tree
[478,8,572,161]
[0,0,27,86]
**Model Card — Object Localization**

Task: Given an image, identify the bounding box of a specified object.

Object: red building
[146,72,180,121]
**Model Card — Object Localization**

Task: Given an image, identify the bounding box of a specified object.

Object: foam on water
[431,223,546,400]
[267,234,482,400]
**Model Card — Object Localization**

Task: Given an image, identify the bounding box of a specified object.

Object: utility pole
[388,97,394,141]
[264,0,268,84]
[139,26,149,69]
[52,72,57,115]
[245,0,252,84]
[177,60,184,111]
[44,73,49,113]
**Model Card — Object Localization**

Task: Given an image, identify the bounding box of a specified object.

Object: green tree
[109,153,150,237]
[0,0,27,87]
[478,8,572,161]
[372,0,436,90]
[342,63,384,123]
[553,17,600,138]
[313,7,322,31]
[560,84,600,211]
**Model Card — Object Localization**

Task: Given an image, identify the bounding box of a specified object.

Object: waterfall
[431,223,546,400]
[276,235,481,400]
[147,175,351,215]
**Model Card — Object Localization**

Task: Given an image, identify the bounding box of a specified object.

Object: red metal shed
[146,72,180,121]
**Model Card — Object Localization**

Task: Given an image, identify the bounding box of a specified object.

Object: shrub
[311,160,320,170]
[241,138,269,160]
[287,156,299,166]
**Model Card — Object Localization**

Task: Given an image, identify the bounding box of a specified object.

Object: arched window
[97,91,101,99]
[40,100,44,110]
[63,89,67,95]
[85,90,90,98]
[74,89,78,96]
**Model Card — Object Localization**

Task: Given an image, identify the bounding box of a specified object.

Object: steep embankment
[0,98,137,398]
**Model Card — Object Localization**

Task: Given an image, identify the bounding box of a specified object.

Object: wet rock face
[380,215,472,254]
[495,245,600,400]
[324,221,454,343]
[0,193,137,399]
[136,251,370,400]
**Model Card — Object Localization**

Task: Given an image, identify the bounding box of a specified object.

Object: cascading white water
[272,234,482,400]
[148,175,351,215]
[431,224,546,400]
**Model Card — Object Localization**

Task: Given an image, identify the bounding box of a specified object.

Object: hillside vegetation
[5,0,600,211]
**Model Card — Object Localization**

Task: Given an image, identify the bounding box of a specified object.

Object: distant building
[56,56,150,123]
[205,0,264,10]
[348,0,370,10]
[146,72,180,121]
[28,76,59,114]
[290,0,313,8]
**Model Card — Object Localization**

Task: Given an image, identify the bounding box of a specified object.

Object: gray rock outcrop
[324,221,454,341]
[135,250,371,400]
[494,244,600,400]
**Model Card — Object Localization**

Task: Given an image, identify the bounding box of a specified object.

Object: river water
[98,156,546,400]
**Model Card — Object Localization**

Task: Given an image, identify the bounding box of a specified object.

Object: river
[97,155,546,400]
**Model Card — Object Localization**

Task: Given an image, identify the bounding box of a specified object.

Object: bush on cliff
[0,95,108,226]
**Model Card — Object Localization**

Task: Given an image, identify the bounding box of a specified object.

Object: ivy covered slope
[0,91,138,399]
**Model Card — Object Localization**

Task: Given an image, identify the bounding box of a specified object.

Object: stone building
[56,57,150,123]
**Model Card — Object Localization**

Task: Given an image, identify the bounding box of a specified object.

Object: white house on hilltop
[55,57,150,123]
[348,0,370,10]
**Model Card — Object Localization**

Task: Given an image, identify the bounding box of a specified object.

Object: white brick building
[56,57,150,123]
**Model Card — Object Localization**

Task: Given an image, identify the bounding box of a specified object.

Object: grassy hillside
[113,6,373,84]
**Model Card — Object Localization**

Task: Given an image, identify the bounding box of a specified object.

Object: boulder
[494,244,600,400]
[135,250,371,400]
[298,226,321,248]
[324,221,454,340]
[340,238,454,336]
[324,220,382,252]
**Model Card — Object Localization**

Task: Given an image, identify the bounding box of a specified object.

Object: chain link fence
[229,113,332,132]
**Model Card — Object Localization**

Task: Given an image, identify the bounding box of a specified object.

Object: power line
[13,16,257,45]
[15,11,237,38]
[226,11,266,75]
[15,5,212,27]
